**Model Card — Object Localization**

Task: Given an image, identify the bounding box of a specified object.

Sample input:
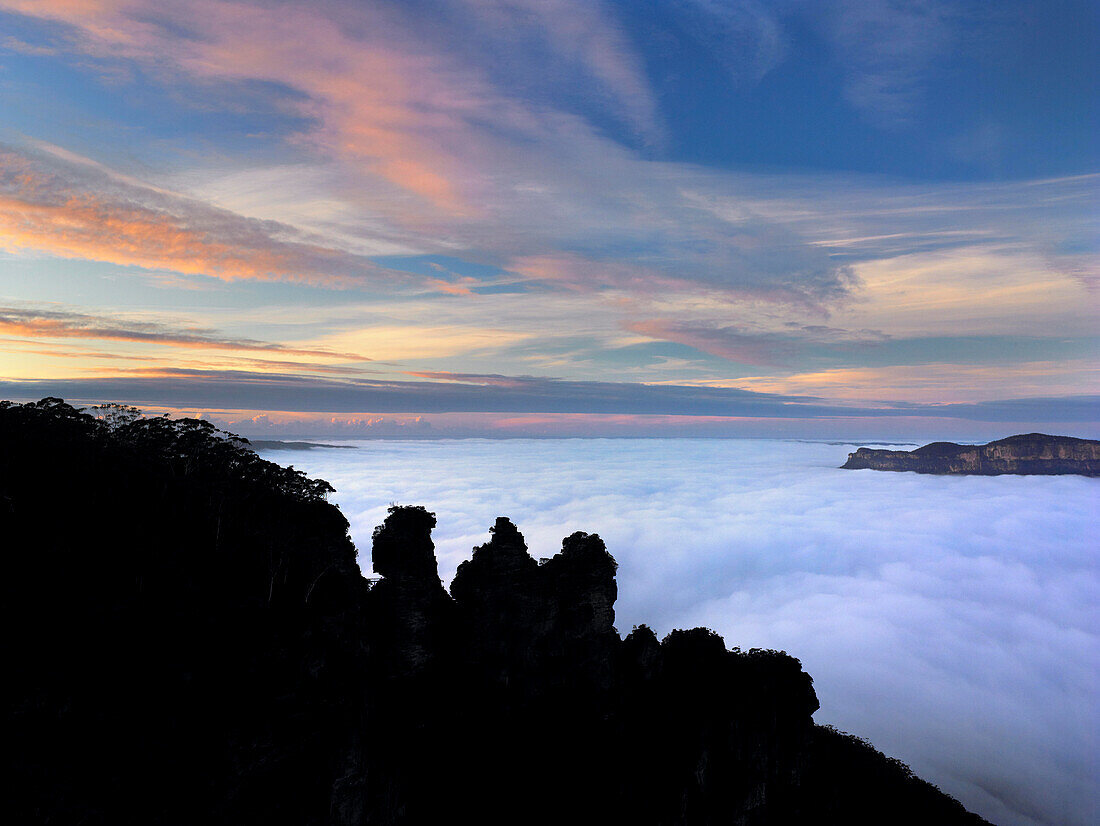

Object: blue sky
[0,0,1096,436]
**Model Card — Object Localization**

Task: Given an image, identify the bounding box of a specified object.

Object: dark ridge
[250,440,358,451]
[3,399,991,825]
[842,432,1100,476]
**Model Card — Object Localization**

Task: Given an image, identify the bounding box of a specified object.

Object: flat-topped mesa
[842,433,1100,476]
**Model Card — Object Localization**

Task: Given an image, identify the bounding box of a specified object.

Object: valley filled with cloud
[261,438,1098,826]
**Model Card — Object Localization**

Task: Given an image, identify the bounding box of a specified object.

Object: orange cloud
[0,148,412,286]
[0,192,299,282]
[313,324,531,361]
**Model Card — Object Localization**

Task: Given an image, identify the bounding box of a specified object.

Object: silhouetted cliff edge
[842,433,1100,476]
[3,399,990,825]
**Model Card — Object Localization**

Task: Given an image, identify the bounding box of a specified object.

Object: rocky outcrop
[2,399,991,825]
[450,518,618,699]
[842,433,1100,476]
[368,505,453,677]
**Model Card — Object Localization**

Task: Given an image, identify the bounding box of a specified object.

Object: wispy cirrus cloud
[669,0,787,84]
[625,319,890,367]
[0,0,538,213]
[7,0,1084,318]
[1,34,57,56]
[659,0,965,128]
[814,0,962,128]
[455,0,662,141]
[0,305,368,360]
[0,0,855,306]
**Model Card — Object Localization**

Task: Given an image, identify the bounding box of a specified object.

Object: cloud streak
[818,0,960,128]
[456,0,662,141]
[0,305,367,360]
[625,319,889,367]
[0,370,1095,425]
[0,146,416,288]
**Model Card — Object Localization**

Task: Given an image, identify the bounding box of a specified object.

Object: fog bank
[260,438,1098,826]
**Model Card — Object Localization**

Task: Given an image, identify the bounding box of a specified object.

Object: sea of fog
[256,438,1097,826]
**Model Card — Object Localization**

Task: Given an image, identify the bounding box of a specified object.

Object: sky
[257,438,1100,826]
[0,0,1097,436]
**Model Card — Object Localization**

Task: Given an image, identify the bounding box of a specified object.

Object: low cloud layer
[1,372,1095,427]
[260,439,1098,826]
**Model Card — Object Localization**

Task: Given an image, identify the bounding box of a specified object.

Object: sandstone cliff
[3,399,991,825]
[842,433,1100,476]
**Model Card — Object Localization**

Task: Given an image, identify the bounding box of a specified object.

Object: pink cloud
[0,0,860,307]
[0,1,560,214]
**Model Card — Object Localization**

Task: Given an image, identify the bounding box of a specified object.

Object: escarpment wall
[843,433,1100,475]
